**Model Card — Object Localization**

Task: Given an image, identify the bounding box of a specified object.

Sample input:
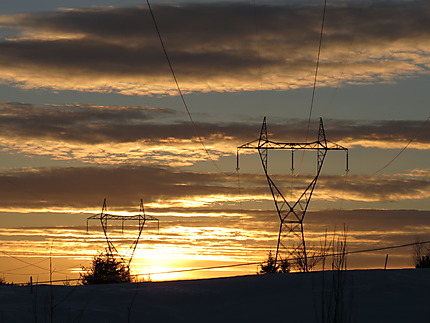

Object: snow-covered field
[0,269,429,322]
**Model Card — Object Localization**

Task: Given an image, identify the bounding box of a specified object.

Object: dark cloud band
[0,1,428,94]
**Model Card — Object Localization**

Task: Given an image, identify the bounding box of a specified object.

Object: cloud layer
[0,1,428,94]
[0,164,428,211]
[0,101,428,165]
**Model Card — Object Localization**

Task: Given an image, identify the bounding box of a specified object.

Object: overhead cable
[135,239,430,277]
[373,115,430,174]
[0,250,49,271]
[145,0,231,176]
[297,0,328,175]
[14,238,430,285]
[305,0,328,141]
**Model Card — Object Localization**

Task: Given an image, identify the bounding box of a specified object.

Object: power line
[0,258,48,273]
[373,115,430,174]
[17,239,430,285]
[145,0,231,176]
[297,0,328,175]
[136,239,430,278]
[137,261,261,277]
[0,250,75,276]
[342,240,430,257]
[305,0,328,141]
[0,250,49,271]
[136,239,430,277]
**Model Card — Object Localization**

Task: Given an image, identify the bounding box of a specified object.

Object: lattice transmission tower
[237,117,348,271]
[87,198,159,267]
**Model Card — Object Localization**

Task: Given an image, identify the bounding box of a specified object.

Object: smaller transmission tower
[87,198,159,267]
[237,117,348,271]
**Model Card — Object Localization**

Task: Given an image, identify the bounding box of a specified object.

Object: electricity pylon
[87,198,159,267]
[237,117,348,271]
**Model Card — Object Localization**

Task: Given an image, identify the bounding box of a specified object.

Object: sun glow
[131,247,192,281]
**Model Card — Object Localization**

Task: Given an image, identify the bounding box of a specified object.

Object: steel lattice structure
[237,117,348,271]
[87,198,159,267]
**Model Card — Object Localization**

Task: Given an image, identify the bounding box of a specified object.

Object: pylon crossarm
[144,214,159,222]
[326,140,348,151]
[239,140,347,151]
[87,213,101,220]
[99,214,145,221]
[237,117,349,270]
[86,199,159,267]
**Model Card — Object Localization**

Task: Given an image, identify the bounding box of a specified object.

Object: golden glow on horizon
[131,247,191,281]
[0,1,428,288]
[0,211,427,285]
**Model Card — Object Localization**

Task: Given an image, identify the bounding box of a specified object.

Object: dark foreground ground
[0,269,429,322]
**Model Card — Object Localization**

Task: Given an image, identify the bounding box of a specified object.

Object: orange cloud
[0,163,428,213]
[0,102,428,166]
[0,1,428,94]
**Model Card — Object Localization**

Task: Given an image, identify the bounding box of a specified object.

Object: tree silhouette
[81,251,132,285]
[259,251,290,274]
[413,239,430,268]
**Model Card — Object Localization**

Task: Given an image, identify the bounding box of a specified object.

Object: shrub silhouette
[81,251,132,285]
[259,251,290,274]
[278,257,291,273]
[416,255,430,268]
[413,239,430,269]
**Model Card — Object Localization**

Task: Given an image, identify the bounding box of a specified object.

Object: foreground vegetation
[80,251,132,285]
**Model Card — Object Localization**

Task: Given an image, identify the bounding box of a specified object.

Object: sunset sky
[0,0,429,283]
